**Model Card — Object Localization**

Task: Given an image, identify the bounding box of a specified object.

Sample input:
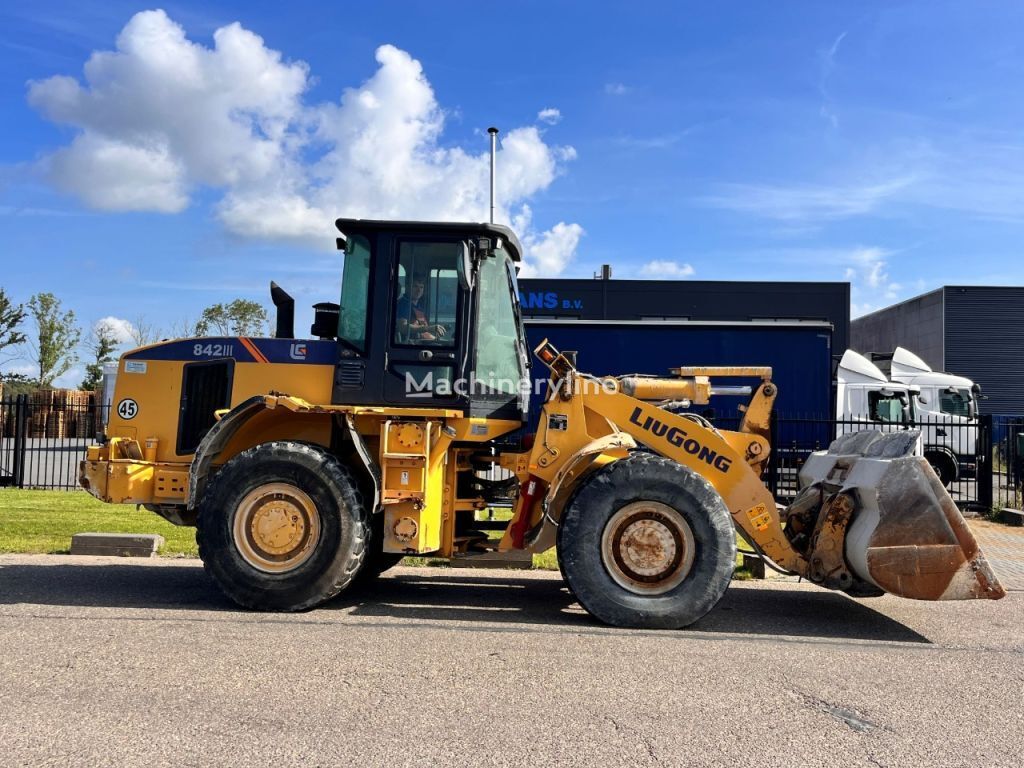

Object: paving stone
[968,519,1024,590]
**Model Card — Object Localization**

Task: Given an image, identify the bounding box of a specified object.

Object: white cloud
[28,11,308,213]
[710,244,907,317]
[514,205,584,278]
[843,247,888,288]
[537,108,561,125]
[841,246,903,317]
[94,316,137,345]
[26,10,581,268]
[701,177,915,223]
[604,82,629,96]
[818,31,847,128]
[701,134,1024,227]
[43,134,187,212]
[640,260,695,278]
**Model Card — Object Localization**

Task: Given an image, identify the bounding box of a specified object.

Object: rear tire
[557,453,736,629]
[196,441,367,611]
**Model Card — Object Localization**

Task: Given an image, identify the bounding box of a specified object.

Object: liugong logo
[627,406,733,473]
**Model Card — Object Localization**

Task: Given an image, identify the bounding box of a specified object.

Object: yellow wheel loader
[80,218,1005,628]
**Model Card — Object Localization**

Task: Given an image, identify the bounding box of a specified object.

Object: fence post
[978,413,993,512]
[12,393,28,489]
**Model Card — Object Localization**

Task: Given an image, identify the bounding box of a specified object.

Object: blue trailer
[522,320,834,424]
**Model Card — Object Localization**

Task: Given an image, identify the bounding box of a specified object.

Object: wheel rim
[600,501,696,595]
[232,482,321,573]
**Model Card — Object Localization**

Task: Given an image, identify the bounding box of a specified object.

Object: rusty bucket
[798,430,1005,601]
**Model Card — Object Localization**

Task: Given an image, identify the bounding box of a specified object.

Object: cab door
[382,237,468,405]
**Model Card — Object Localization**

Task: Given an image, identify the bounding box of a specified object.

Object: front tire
[557,453,736,629]
[925,451,957,487]
[196,441,367,611]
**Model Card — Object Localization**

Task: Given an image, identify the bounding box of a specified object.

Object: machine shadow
[0,560,929,643]
[334,572,931,642]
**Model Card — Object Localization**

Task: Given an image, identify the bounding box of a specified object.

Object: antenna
[488,126,499,224]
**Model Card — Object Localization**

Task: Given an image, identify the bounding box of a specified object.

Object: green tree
[0,372,33,396]
[27,292,81,388]
[80,320,119,391]
[196,299,269,337]
[0,287,27,365]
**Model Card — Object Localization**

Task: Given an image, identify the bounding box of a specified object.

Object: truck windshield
[338,234,371,353]
[939,388,972,418]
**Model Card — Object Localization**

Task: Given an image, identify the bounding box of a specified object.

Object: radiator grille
[177,361,233,454]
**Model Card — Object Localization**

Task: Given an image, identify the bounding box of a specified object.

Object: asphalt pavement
[0,555,1021,767]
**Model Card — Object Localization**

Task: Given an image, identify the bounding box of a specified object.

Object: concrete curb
[70,533,164,558]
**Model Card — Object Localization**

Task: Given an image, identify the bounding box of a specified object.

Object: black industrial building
[517,277,849,418]
[851,286,1024,415]
[517,278,850,350]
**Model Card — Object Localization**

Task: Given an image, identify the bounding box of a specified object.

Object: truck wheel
[355,513,405,582]
[196,441,367,611]
[557,453,736,629]
[925,451,957,487]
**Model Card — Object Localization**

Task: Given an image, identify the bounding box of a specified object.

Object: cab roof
[335,218,523,262]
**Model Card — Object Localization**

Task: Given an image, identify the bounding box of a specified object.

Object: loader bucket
[797,430,1006,601]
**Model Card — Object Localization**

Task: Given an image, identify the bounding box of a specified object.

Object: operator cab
[332,218,530,423]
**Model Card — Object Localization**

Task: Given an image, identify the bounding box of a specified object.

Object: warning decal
[746,503,772,532]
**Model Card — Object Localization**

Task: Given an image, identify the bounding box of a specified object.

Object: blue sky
[2,1,1023,385]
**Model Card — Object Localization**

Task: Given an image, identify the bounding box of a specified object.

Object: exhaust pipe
[488,126,498,224]
[270,281,295,339]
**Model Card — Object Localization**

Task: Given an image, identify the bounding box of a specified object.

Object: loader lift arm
[519,342,807,576]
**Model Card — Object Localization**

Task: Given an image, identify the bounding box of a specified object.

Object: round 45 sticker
[117,398,139,420]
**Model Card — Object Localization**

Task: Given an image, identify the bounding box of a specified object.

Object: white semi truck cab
[836,348,979,486]
[836,349,918,435]
[879,347,980,485]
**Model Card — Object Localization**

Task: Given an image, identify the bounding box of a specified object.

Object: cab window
[869,391,907,423]
[939,388,971,417]
[393,242,459,347]
[338,234,371,352]
[474,250,522,395]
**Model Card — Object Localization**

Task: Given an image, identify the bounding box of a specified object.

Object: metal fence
[992,415,1024,512]
[1,395,109,490]
[3,393,1024,514]
[754,414,993,512]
